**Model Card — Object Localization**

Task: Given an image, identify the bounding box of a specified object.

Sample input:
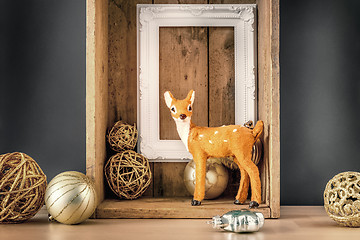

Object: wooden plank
[257,0,280,218]
[86,0,109,206]
[208,25,237,200]
[157,0,208,142]
[269,0,280,219]
[159,27,209,140]
[96,198,271,218]
[257,0,271,211]
[154,0,206,3]
[210,0,256,3]
[108,0,151,127]
[208,27,235,127]
[142,162,154,197]
[107,0,155,200]
[157,25,208,196]
[153,162,192,197]
[222,168,240,198]
[156,0,209,199]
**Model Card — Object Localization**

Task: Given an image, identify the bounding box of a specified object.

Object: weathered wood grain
[108,0,151,127]
[154,0,207,3]
[153,162,192,197]
[96,198,271,218]
[208,26,237,199]
[208,27,235,127]
[86,0,109,205]
[87,0,280,218]
[142,162,154,197]
[159,27,209,140]
[257,0,280,218]
[155,0,208,200]
[210,0,256,3]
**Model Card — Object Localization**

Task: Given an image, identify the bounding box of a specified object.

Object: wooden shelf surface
[0,206,356,240]
[95,197,271,219]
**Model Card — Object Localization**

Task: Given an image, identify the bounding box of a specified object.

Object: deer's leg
[233,147,261,208]
[233,157,250,205]
[192,152,207,206]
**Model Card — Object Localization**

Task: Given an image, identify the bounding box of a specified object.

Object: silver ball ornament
[210,210,265,233]
[184,158,229,199]
[45,171,97,225]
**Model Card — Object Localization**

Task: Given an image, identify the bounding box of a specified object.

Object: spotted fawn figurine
[164,90,263,208]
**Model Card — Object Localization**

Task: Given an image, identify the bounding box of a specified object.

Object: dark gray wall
[1,0,359,205]
[0,1,86,179]
[281,0,360,205]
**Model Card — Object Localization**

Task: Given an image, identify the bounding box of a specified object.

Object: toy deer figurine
[164,89,263,208]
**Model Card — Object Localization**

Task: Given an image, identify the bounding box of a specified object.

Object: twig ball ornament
[107,121,138,152]
[0,152,47,223]
[45,171,97,225]
[105,150,152,199]
[184,158,229,199]
[324,171,360,227]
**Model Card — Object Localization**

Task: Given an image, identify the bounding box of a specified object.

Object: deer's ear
[164,91,173,108]
[186,89,195,105]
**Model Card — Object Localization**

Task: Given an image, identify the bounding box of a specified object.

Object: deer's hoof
[191,199,201,206]
[234,199,242,205]
[249,201,259,209]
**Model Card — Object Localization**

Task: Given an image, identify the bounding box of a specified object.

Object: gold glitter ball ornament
[45,171,97,225]
[324,171,360,227]
[184,158,229,199]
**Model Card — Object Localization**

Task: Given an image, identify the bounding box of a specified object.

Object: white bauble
[184,159,229,199]
[45,171,97,225]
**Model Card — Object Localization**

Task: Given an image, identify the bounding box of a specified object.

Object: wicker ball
[107,121,138,152]
[0,152,47,223]
[221,139,263,170]
[324,171,360,227]
[105,150,151,199]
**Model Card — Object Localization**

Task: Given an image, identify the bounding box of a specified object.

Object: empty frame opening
[159,27,235,140]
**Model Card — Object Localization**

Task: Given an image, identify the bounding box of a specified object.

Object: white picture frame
[137,4,257,162]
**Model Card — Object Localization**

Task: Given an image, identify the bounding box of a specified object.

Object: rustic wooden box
[86,0,279,218]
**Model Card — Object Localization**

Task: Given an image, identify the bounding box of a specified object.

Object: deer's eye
[170,106,176,113]
[187,104,192,112]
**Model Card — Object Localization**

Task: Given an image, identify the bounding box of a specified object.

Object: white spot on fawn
[209,140,213,144]
[221,125,225,127]
[214,131,218,134]
[223,140,228,143]
[233,129,238,132]
[199,134,204,139]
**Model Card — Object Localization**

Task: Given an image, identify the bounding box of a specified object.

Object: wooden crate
[86,0,280,218]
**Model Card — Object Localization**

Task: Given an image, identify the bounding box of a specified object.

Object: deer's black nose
[180,114,187,120]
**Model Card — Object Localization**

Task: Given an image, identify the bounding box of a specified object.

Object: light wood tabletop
[0,206,359,240]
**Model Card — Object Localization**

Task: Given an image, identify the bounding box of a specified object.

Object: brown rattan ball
[324,171,360,227]
[105,150,151,200]
[107,121,138,152]
[0,152,47,223]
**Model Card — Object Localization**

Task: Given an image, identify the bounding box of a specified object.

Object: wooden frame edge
[269,0,280,218]
[86,0,109,210]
